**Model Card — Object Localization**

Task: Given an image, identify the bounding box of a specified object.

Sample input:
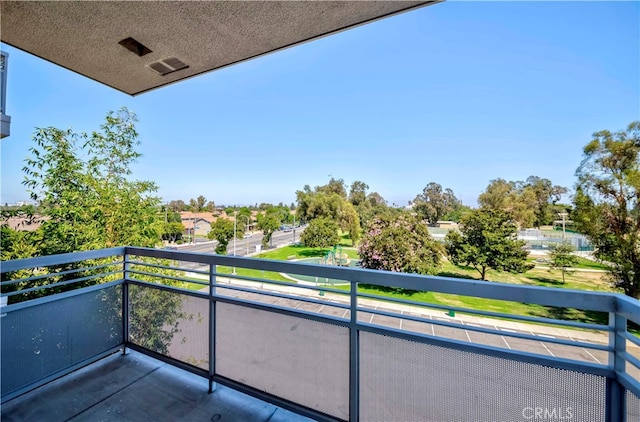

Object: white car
[243,233,253,238]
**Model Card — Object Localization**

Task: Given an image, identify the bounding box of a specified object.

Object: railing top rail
[1,247,126,274]
[125,246,623,313]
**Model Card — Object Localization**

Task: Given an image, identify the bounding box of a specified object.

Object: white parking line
[540,342,555,357]
[399,310,403,330]
[532,330,556,357]
[465,330,471,342]
[317,305,325,313]
[569,335,602,364]
[495,325,512,349]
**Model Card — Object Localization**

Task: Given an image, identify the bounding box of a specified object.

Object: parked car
[243,233,252,238]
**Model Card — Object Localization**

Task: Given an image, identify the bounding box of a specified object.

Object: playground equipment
[321,246,351,267]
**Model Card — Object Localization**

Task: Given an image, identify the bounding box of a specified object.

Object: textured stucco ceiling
[1,1,439,96]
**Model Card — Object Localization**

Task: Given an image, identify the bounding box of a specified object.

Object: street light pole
[232,210,237,275]
[293,213,296,243]
[241,215,251,256]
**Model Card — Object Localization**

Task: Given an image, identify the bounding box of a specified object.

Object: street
[169,227,305,270]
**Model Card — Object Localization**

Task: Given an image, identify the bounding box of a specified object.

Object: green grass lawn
[528,256,610,271]
[256,244,359,260]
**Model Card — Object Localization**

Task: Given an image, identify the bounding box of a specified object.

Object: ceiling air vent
[119,37,152,57]
[147,57,189,76]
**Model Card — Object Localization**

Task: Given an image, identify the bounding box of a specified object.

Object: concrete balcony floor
[1,350,313,422]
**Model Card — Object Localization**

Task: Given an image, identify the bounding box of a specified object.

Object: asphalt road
[170,228,304,270]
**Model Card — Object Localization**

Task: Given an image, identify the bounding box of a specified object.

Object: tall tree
[168,200,187,212]
[445,209,533,281]
[348,181,369,206]
[189,195,212,212]
[208,218,235,254]
[257,212,281,249]
[12,108,187,350]
[573,121,640,298]
[300,217,340,248]
[413,182,462,225]
[359,213,442,275]
[317,177,347,198]
[22,108,161,253]
[521,176,567,227]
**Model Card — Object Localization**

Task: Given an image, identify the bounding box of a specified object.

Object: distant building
[179,212,215,237]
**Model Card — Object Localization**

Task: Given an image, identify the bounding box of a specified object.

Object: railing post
[122,252,130,356]
[349,279,359,422]
[606,311,625,422]
[209,263,216,394]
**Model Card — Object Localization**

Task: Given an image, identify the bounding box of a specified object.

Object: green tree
[168,199,187,212]
[348,180,369,206]
[317,177,347,198]
[189,195,213,212]
[11,108,189,352]
[547,242,578,284]
[257,212,281,249]
[522,176,567,227]
[162,222,184,243]
[573,121,640,298]
[445,209,533,281]
[413,182,462,225]
[359,213,442,275]
[479,177,566,228]
[209,218,235,254]
[300,217,340,248]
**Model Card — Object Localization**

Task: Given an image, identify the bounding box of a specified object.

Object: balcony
[1,247,639,421]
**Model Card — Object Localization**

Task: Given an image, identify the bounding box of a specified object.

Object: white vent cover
[147,57,188,76]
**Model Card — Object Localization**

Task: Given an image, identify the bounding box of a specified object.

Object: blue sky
[1,1,638,207]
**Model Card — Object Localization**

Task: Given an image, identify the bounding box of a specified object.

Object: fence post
[122,251,130,356]
[349,279,359,422]
[209,262,216,394]
[606,311,625,422]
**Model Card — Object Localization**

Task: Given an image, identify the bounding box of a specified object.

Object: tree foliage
[445,209,533,280]
[479,177,566,228]
[257,212,281,249]
[189,195,214,212]
[296,178,361,244]
[209,218,235,254]
[6,108,189,351]
[547,242,578,284]
[573,121,640,298]
[348,181,369,206]
[359,213,442,275]
[413,182,462,225]
[168,200,187,212]
[300,217,340,248]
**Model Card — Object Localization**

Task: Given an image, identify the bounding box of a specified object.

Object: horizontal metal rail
[2,270,122,298]
[0,261,122,287]
[626,332,640,348]
[1,247,125,273]
[126,247,620,313]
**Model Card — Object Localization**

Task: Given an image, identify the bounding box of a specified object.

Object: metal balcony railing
[1,247,639,421]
